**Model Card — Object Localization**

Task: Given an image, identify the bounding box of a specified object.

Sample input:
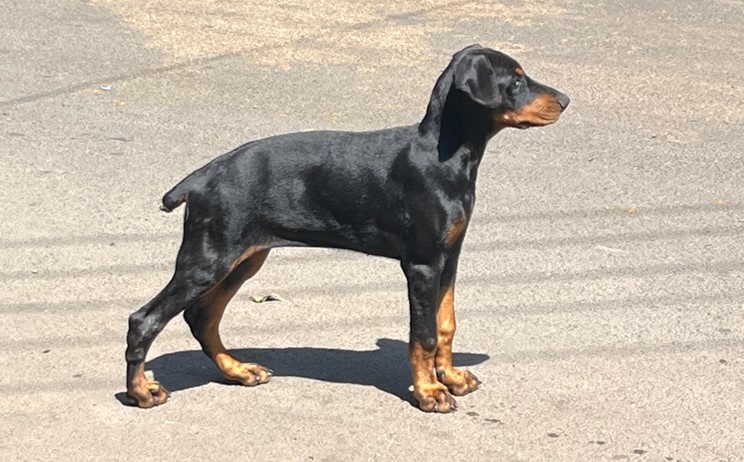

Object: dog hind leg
[184,249,272,386]
[124,219,253,408]
[125,265,232,408]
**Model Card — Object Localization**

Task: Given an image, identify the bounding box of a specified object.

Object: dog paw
[224,362,273,387]
[414,383,457,413]
[437,367,480,396]
[127,380,170,409]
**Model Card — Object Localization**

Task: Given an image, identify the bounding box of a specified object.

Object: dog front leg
[403,260,457,413]
[434,255,481,396]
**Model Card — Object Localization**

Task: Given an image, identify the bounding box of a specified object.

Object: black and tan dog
[125,44,569,413]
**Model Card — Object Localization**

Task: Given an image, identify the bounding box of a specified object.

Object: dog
[125,44,569,413]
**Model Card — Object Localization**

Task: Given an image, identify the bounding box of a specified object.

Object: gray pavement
[1,1,743,461]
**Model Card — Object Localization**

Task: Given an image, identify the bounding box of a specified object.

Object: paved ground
[2,0,743,460]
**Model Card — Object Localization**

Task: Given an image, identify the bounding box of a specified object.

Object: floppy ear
[425,45,484,111]
[419,44,483,134]
[454,53,502,108]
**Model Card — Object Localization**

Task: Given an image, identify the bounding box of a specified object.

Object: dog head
[423,45,569,134]
[453,46,570,129]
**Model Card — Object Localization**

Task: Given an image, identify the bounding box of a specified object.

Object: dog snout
[556,92,570,110]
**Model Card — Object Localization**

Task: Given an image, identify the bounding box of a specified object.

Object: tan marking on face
[493,93,563,129]
[445,217,467,247]
[515,67,525,76]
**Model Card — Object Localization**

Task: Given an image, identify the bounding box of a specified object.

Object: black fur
[125,44,569,410]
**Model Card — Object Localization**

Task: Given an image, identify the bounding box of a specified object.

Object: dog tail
[160,145,245,212]
[160,175,199,213]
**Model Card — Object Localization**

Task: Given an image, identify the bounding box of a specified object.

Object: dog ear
[454,53,502,108]
[419,44,486,135]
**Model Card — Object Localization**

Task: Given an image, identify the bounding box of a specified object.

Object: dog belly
[272,224,403,259]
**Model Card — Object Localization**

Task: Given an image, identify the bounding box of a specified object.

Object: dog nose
[556,92,570,110]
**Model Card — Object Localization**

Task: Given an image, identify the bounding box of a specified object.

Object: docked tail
[160,157,217,212]
[160,181,192,213]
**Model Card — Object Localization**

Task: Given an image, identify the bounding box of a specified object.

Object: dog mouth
[515,118,556,129]
[495,96,564,130]
[495,112,562,130]
[515,113,561,129]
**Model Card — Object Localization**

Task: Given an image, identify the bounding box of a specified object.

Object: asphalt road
[2,1,743,461]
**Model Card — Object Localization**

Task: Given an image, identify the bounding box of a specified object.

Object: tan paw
[127,379,170,409]
[223,362,273,387]
[437,367,480,396]
[414,383,457,413]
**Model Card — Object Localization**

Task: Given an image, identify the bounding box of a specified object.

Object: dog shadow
[116,338,489,405]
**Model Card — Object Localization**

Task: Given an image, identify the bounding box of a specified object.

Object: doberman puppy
[125,44,569,413]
